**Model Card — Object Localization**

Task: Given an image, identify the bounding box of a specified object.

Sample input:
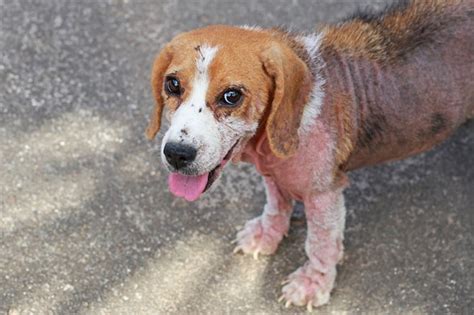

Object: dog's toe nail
[285,300,292,308]
[278,295,285,303]
[253,250,260,260]
[307,301,313,312]
[233,246,242,254]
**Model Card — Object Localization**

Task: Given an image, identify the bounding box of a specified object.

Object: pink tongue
[168,172,209,201]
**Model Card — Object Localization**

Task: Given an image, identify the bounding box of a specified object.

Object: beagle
[146,0,473,310]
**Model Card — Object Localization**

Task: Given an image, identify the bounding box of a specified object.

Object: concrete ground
[1,0,473,314]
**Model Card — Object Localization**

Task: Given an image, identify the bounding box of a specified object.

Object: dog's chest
[241,122,337,199]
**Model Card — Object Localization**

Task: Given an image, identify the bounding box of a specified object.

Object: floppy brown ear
[260,43,312,158]
[145,45,173,140]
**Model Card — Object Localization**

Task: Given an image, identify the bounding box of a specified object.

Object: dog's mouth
[167,141,239,201]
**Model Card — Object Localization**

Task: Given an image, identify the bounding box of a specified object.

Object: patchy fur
[321,0,467,63]
[146,0,473,309]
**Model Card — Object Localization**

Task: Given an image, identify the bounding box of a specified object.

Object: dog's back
[319,0,474,170]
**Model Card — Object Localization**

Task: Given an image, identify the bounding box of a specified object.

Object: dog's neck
[263,29,327,136]
[236,31,329,169]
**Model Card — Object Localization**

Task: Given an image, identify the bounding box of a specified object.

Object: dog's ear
[260,43,312,158]
[146,45,173,140]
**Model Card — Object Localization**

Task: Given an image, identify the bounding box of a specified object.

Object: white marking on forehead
[297,32,326,135]
[195,44,218,75]
[190,44,218,106]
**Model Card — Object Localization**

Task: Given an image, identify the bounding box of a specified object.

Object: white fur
[162,44,257,175]
[239,25,263,31]
[297,33,326,135]
[195,45,218,75]
[218,116,257,156]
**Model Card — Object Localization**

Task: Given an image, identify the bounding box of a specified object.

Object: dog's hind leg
[281,187,346,308]
[233,176,293,259]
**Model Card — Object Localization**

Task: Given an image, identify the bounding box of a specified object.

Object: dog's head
[146,25,313,201]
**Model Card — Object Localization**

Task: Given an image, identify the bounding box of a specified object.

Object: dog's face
[146,25,312,201]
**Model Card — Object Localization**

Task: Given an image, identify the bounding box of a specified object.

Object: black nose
[163,142,197,170]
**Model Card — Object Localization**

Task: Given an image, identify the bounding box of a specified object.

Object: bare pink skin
[235,120,346,307]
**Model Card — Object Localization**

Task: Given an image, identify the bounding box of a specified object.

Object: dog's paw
[233,215,286,259]
[279,263,336,311]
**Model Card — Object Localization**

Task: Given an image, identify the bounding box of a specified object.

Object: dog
[145,0,473,310]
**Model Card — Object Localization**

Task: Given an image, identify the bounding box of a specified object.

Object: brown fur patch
[321,0,463,63]
[332,93,355,167]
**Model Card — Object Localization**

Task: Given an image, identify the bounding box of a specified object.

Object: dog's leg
[281,188,345,309]
[233,176,292,259]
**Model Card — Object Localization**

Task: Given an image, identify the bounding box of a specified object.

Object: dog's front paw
[233,215,287,259]
[280,262,336,311]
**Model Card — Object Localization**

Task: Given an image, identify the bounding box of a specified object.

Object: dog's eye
[165,76,182,96]
[219,89,242,107]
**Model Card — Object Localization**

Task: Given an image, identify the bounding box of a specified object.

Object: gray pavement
[1,0,473,314]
